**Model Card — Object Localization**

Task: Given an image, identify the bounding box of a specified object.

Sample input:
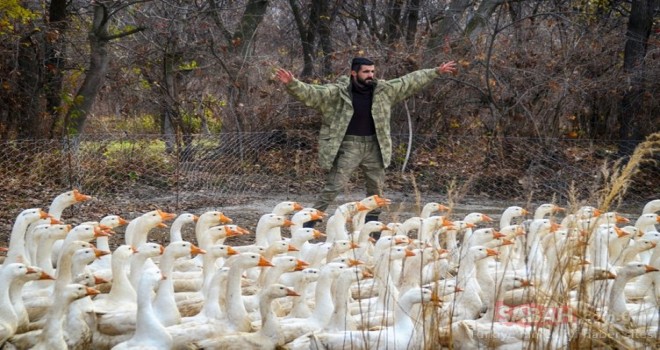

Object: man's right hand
[275,68,294,84]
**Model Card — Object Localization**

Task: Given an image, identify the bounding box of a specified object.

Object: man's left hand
[437,61,457,74]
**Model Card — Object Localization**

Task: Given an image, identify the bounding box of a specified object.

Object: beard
[356,76,374,87]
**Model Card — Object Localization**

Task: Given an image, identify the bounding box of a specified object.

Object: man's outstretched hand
[437,61,457,75]
[275,68,294,84]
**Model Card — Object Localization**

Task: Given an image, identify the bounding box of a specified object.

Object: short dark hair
[351,57,374,72]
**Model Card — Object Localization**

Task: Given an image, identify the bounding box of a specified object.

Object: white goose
[254,213,294,247]
[32,223,72,276]
[244,256,307,315]
[4,208,49,266]
[351,194,391,232]
[111,268,172,350]
[9,283,99,350]
[169,213,198,242]
[87,215,128,274]
[642,199,660,214]
[279,263,348,343]
[286,287,436,350]
[125,209,176,248]
[128,242,165,290]
[272,201,304,216]
[92,245,138,314]
[25,189,91,265]
[325,201,365,243]
[194,284,300,349]
[0,263,39,344]
[607,262,659,328]
[420,202,450,218]
[153,241,205,327]
[8,266,53,333]
[286,268,321,318]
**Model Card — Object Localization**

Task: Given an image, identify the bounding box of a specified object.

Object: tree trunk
[317,0,335,76]
[64,2,145,136]
[617,0,658,156]
[289,0,319,78]
[404,0,422,47]
[15,31,43,139]
[45,0,68,138]
[426,0,472,50]
[65,4,111,135]
[384,0,404,44]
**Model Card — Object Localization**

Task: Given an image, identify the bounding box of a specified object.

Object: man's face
[352,65,375,86]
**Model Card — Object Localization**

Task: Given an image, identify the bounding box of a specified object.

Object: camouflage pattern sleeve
[381,68,440,104]
[285,79,339,113]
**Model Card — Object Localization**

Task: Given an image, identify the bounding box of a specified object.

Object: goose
[153,241,205,327]
[254,213,294,247]
[124,209,176,248]
[178,267,230,322]
[8,283,100,350]
[173,244,238,316]
[499,206,529,229]
[224,253,274,332]
[450,275,532,347]
[87,215,129,274]
[607,262,659,328]
[325,201,366,243]
[25,189,91,265]
[193,284,300,350]
[420,202,450,218]
[348,246,415,320]
[642,199,660,214]
[278,263,348,343]
[53,223,110,270]
[285,287,437,350]
[111,268,172,350]
[32,223,72,275]
[235,240,299,290]
[560,205,601,228]
[351,194,391,233]
[8,266,53,333]
[350,220,388,262]
[174,224,244,276]
[174,211,232,273]
[244,255,308,313]
[286,268,321,318]
[169,213,198,242]
[92,245,138,314]
[272,201,304,216]
[444,246,498,322]
[290,209,325,232]
[63,247,110,350]
[0,263,39,344]
[303,239,358,268]
[533,203,565,220]
[23,240,95,322]
[288,228,326,259]
[128,242,165,290]
[4,208,49,266]
[168,254,271,349]
[325,267,373,332]
[398,246,440,294]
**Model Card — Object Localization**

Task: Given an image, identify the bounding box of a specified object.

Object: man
[276,57,456,227]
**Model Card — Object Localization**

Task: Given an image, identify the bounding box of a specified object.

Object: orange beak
[190,244,206,256]
[39,210,49,219]
[157,210,177,221]
[26,266,38,274]
[405,249,416,257]
[85,287,101,296]
[39,271,55,280]
[350,241,360,249]
[286,288,301,297]
[645,265,659,273]
[348,259,364,267]
[616,215,630,224]
[94,249,111,258]
[227,246,239,256]
[50,217,63,225]
[482,214,494,222]
[295,259,309,271]
[73,189,92,202]
[258,256,274,267]
[118,217,129,226]
[192,215,199,222]
[293,202,304,211]
[159,245,165,255]
[282,219,294,228]
[313,230,326,238]
[485,248,499,257]
[94,226,111,237]
[287,244,299,252]
[94,275,110,284]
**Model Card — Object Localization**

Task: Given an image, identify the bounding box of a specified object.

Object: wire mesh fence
[0,132,657,238]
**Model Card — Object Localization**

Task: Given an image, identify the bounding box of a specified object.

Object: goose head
[272,201,304,215]
[206,244,239,259]
[100,215,129,229]
[360,194,391,210]
[463,212,494,225]
[291,228,326,241]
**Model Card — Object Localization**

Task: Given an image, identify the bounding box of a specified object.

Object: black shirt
[346,80,376,136]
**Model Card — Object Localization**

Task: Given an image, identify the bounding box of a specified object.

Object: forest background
[0,0,658,237]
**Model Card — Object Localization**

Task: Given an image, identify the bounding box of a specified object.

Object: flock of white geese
[0,189,659,349]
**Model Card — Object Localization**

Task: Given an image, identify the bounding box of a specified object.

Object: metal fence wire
[0,132,657,229]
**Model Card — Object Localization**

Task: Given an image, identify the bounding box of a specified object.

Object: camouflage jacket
[285,68,440,169]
